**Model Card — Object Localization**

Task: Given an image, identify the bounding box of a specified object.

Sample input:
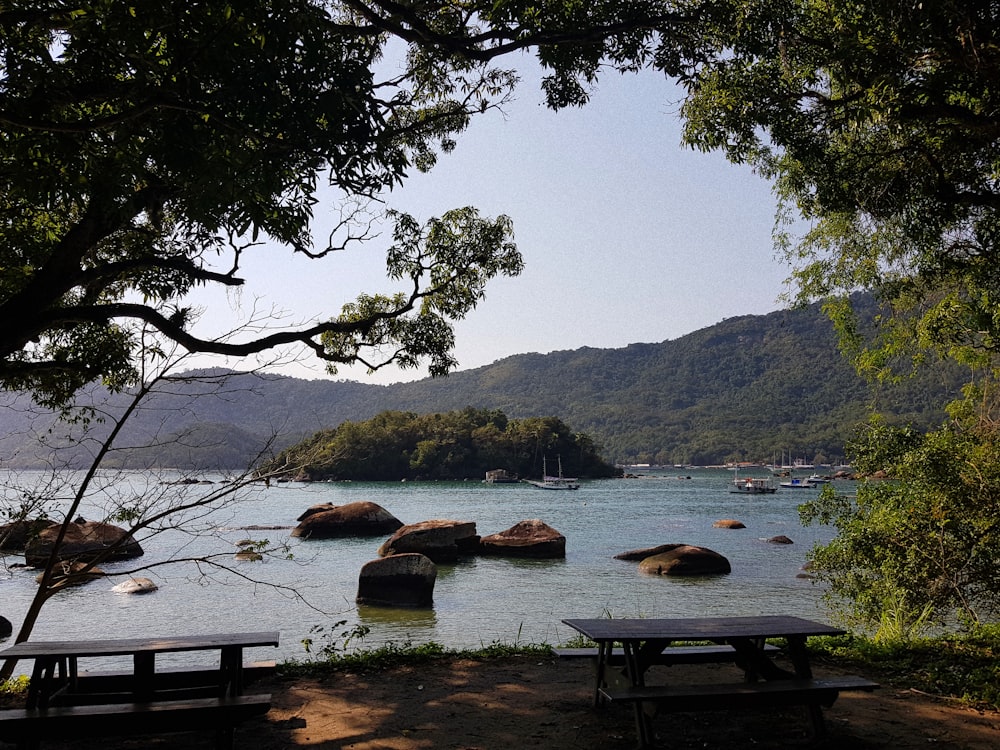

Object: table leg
[622,641,661,749]
[784,635,826,734]
[593,641,610,707]
[219,646,243,697]
[133,652,155,701]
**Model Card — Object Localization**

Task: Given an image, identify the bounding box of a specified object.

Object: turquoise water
[1,469,841,667]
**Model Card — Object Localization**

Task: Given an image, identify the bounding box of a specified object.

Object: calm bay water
[2,469,842,669]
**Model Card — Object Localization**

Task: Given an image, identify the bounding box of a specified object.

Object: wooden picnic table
[1,631,279,708]
[562,615,876,748]
[0,632,279,750]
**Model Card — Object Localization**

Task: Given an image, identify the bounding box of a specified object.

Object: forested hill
[0,301,964,469]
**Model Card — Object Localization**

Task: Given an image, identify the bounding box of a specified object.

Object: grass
[280,628,1000,712]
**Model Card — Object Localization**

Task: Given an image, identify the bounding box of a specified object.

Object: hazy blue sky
[189,58,792,384]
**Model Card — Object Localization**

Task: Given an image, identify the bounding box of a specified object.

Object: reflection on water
[358,605,438,630]
[1,468,842,665]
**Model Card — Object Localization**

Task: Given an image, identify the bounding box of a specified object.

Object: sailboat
[526,456,580,490]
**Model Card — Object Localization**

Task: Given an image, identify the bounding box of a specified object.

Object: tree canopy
[0,1,541,406]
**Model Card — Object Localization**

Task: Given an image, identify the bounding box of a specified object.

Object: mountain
[0,300,964,469]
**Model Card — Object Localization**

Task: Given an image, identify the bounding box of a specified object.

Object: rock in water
[638,545,731,576]
[357,553,437,608]
[378,519,479,562]
[478,519,566,559]
[112,577,158,594]
[291,501,403,539]
[713,519,746,529]
[24,521,143,568]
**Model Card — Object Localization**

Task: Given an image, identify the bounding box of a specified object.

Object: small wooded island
[262,408,619,482]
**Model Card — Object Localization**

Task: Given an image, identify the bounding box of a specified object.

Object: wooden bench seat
[600,675,878,745]
[551,643,780,665]
[0,693,272,750]
[599,675,878,710]
[53,660,277,704]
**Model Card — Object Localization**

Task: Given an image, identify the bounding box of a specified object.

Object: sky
[187,57,792,385]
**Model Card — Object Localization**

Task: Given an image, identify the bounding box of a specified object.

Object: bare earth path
[18,654,1000,750]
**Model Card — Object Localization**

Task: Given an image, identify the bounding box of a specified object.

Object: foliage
[800,417,1000,639]
[808,627,1000,711]
[0,1,533,407]
[266,407,618,480]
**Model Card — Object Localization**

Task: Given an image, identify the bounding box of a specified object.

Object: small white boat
[526,456,580,490]
[806,474,831,484]
[779,477,818,489]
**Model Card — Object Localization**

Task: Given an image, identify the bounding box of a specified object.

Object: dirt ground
[13,654,1000,749]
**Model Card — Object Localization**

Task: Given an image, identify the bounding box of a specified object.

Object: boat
[483,468,520,484]
[806,474,831,484]
[729,475,777,494]
[779,477,818,489]
[526,456,580,490]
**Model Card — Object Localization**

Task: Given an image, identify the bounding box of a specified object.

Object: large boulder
[291,501,403,539]
[24,521,143,568]
[638,545,731,576]
[614,544,684,561]
[356,553,437,608]
[0,519,58,553]
[378,520,479,563]
[479,519,566,559]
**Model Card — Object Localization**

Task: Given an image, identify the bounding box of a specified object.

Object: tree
[625,1,1000,635]
[801,415,1000,639]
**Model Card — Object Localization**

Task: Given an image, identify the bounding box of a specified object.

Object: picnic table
[562,615,877,748]
[0,631,278,750]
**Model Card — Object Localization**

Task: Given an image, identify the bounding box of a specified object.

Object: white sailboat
[526,456,580,490]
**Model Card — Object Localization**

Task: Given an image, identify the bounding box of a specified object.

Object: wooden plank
[66,660,276,695]
[562,616,845,642]
[599,675,879,711]
[551,644,780,664]
[0,632,279,660]
[0,694,272,741]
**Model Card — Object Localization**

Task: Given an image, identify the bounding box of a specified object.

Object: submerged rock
[112,577,158,594]
[614,544,684,561]
[24,521,143,568]
[713,519,746,529]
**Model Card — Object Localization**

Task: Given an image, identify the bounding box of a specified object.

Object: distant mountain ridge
[0,300,963,469]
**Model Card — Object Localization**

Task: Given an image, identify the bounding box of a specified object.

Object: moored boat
[729,476,777,494]
[526,456,580,490]
[779,477,818,489]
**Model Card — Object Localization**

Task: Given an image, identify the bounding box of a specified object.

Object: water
[1,469,839,668]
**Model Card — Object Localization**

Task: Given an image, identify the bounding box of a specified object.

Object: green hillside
[0,301,964,469]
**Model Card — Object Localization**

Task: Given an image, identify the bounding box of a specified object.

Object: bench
[551,643,780,666]
[600,675,878,744]
[0,693,272,750]
[51,660,276,704]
